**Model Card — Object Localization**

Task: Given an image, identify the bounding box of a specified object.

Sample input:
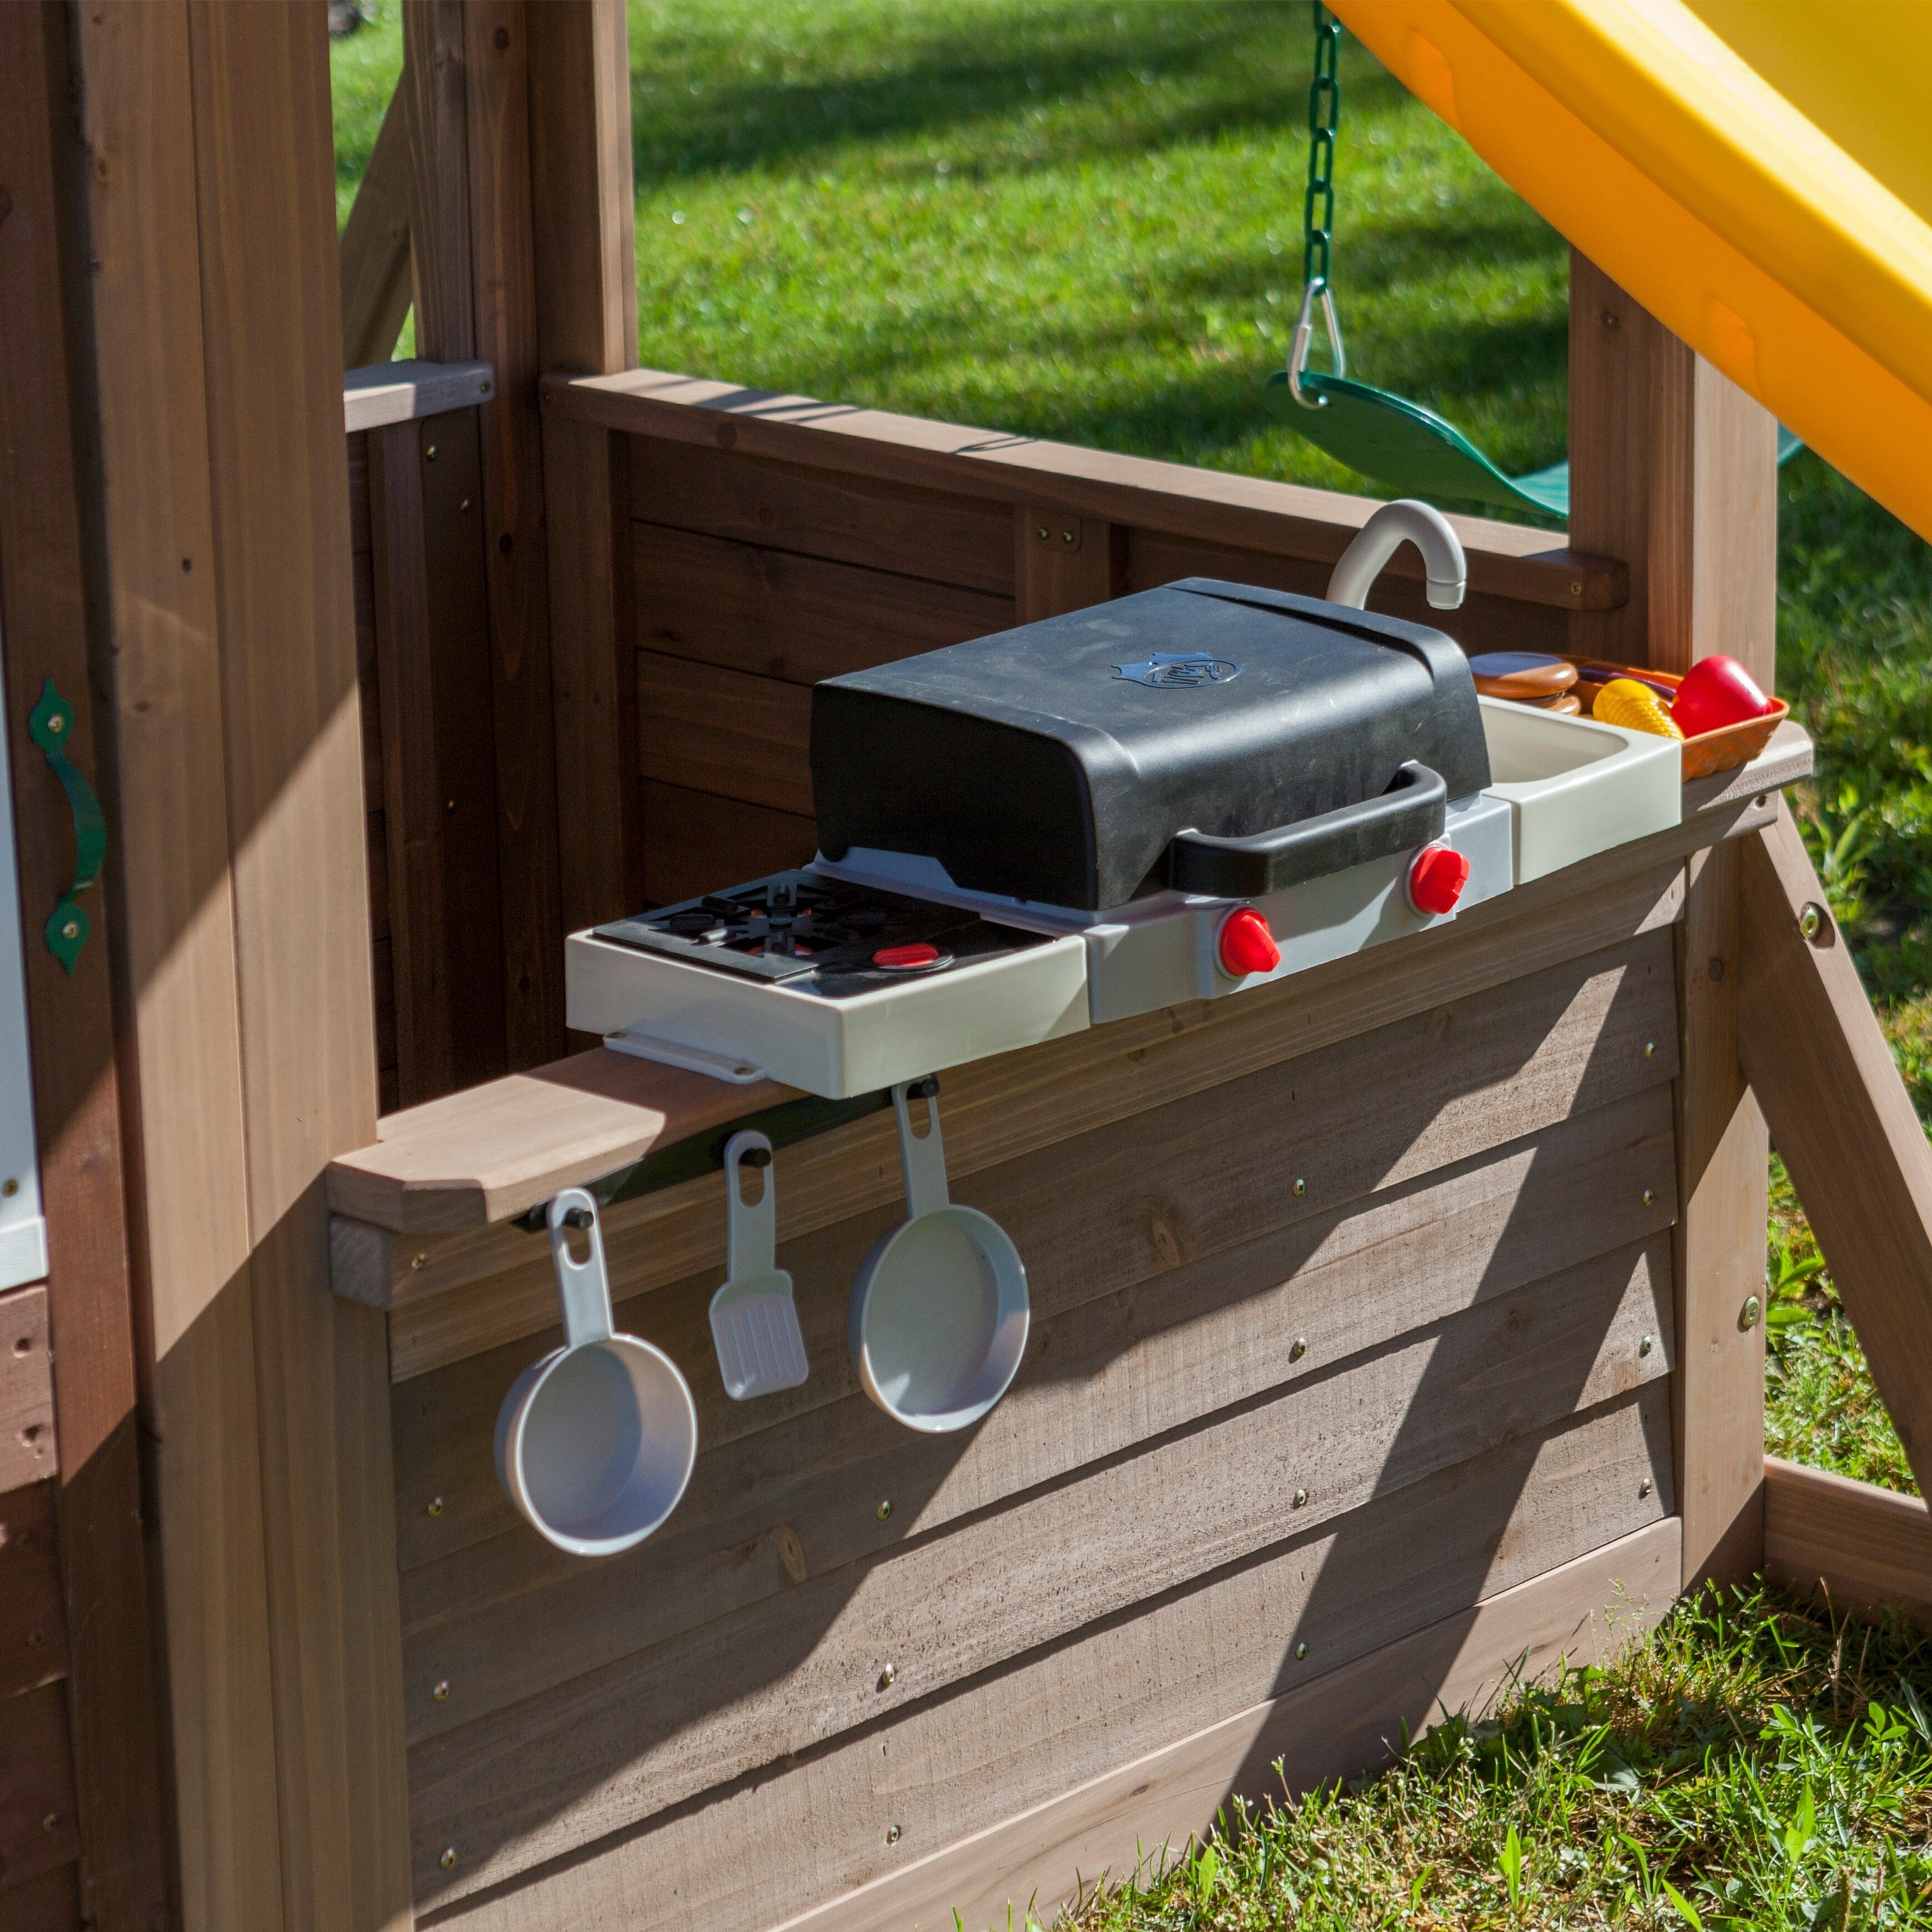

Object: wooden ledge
[541,367,1625,614]
[325,1051,797,1232]
[1764,1457,1932,1624]
[344,359,495,434]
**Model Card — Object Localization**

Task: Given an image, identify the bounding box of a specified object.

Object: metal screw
[1639,1477,1652,1498]
[42,1812,58,1833]
[1740,1294,1763,1331]
[439,1847,457,1871]
[1,1179,16,1198]
[1295,1641,1309,1661]
[886,1824,902,1845]
[1601,309,1620,332]
[1292,1487,1307,1508]
[1569,580,1582,597]
[1642,1189,1656,1207]
[1643,1040,1656,1059]
[1292,1178,1306,1197]
[432,1679,450,1702]
[425,444,438,460]
[1060,529,1076,545]
[61,920,79,940]
[426,1496,444,1518]
[47,713,65,734]
[1708,956,1726,982]
[878,1663,897,1690]
[876,1499,893,1521]
[446,798,456,812]
[460,497,472,513]
[733,1064,756,1078]
[1289,1336,1307,1362]
[1036,525,1050,541]
[1639,1334,1654,1357]
[410,1251,427,1270]
[26,1627,43,1646]
[1799,902,1828,943]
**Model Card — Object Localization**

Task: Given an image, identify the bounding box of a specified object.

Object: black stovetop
[592,870,1051,1000]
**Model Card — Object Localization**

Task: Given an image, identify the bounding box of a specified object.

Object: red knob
[872,942,940,969]
[1408,844,1471,917]
[1217,907,1281,978]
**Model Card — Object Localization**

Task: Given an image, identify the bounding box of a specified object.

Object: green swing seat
[1267,365,1803,523]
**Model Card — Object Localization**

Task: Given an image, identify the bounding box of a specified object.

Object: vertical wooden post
[68,2,412,1925]
[0,7,171,1924]
[532,0,645,937]
[1568,249,1778,1590]
[405,0,568,1066]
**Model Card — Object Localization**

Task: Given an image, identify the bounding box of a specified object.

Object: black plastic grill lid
[810,577,1491,912]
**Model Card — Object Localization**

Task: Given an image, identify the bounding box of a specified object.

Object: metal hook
[1287,280,1346,407]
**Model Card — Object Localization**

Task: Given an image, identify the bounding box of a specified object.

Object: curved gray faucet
[1325,499,1467,612]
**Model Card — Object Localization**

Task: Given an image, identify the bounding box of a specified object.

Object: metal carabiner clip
[1286,279,1346,407]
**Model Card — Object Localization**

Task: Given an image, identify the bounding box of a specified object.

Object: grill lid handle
[1168,761,1447,899]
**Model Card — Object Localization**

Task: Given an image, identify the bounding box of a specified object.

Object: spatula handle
[724,1131,778,1279]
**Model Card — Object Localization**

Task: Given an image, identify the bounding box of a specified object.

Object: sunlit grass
[1066,1585,1932,1930]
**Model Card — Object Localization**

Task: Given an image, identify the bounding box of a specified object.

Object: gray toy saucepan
[848,1078,1029,1432]
[494,1188,698,1556]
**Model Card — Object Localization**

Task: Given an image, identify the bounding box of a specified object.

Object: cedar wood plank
[1674,842,1767,1588]
[1566,251,1778,1590]
[430,1520,1678,1932]
[2,1860,83,1932]
[0,1483,68,1703]
[412,1386,1672,1906]
[0,1679,82,1893]
[639,782,817,910]
[623,435,1015,596]
[381,909,1685,1380]
[395,1076,1679,1573]
[404,1232,1673,1749]
[632,521,1013,686]
[771,1520,1681,1932]
[458,0,568,1071]
[1764,1457,1932,1623]
[544,369,1623,612]
[185,7,410,1928]
[1738,803,1932,1497]
[0,1286,54,1493]
[636,650,814,817]
[66,4,279,1926]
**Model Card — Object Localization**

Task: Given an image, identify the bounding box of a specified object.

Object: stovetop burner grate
[592,871,1051,999]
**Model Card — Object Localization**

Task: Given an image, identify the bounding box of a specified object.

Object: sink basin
[1479,698,1682,882]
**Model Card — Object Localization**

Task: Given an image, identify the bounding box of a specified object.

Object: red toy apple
[1671,654,1775,738]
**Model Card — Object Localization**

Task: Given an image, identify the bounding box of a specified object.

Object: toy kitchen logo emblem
[1111,650,1241,688]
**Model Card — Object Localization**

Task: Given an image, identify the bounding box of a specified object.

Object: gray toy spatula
[708,1130,809,1399]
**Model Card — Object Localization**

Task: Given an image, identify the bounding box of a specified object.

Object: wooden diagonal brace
[339,83,414,369]
[1738,801,1932,1495]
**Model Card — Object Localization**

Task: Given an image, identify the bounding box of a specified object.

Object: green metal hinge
[27,678,105,973]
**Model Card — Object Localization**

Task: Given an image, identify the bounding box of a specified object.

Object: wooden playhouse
[3,4,1932,1929]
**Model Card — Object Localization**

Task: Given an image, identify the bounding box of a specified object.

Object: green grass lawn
[331,7,1932,1922]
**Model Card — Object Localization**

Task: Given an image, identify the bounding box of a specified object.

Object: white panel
[0,650,47,1290]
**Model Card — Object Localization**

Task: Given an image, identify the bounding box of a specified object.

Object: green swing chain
[1286,3,1347,402]
[1302,2,1341,297]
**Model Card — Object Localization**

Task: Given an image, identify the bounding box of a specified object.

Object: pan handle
[1168,761,1446,899]
[890,1079,951,1220]
[547,1189,617,1348]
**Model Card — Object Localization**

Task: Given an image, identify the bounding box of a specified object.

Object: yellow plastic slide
[1332,0,1932,542]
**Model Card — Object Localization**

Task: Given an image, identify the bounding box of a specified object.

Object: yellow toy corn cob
[1594,677,1684,739]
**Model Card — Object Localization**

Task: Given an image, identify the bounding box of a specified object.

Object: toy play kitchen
[519,503,1700,1537]
[568,503,1683,1099]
